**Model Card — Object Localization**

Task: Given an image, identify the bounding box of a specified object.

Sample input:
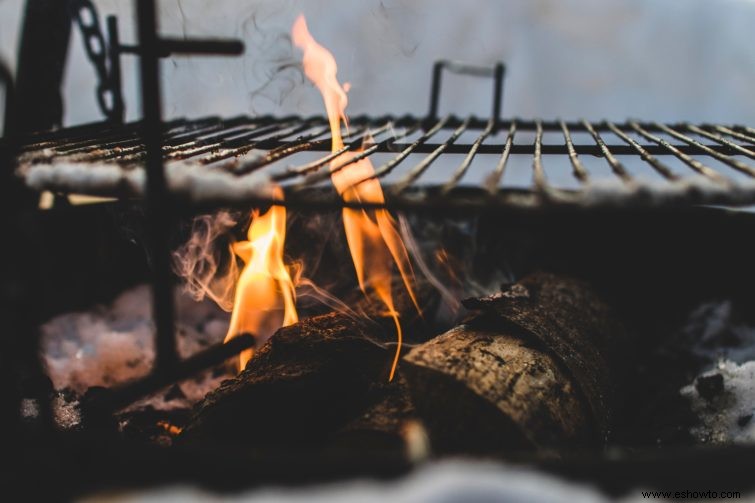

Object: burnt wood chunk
[180,312,414,449]
[403,272,628,453]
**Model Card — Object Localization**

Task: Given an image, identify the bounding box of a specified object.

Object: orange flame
[293,15,419,380]
[224,186,298,370]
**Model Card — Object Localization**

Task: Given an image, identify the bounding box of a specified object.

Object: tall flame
[293,15,419,380]
[224,186,298,370]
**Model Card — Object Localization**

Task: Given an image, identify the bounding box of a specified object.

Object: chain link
[69,0,118,121]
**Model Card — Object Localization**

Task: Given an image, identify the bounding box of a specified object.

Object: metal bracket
[105,14,245,123]
[428,60,505,129]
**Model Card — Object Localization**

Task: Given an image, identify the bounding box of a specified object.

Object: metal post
[107,15,126,123]
[136,0,178,372]
[15,0,72,133]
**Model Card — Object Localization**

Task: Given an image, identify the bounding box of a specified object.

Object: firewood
[179,312,414,449]
[329,374,425,459]
[402,271,629,454]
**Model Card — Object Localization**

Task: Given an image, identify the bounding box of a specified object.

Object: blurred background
[1,0,754,128]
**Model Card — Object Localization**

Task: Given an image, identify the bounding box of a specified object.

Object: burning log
[182,272,626,457]
[401,272,629,454]
[180,312,417,451]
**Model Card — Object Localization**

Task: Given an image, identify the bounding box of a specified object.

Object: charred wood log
[402,271,629,454]
[180,312,417,451]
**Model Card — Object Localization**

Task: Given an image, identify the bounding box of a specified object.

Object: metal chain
[69,0,118,121]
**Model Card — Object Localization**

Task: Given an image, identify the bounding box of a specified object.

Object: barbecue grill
[15,96,755,212]
[3,0,755,499]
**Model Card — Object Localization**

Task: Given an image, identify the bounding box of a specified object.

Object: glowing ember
[293,14,420,380]
[224,186,298,370]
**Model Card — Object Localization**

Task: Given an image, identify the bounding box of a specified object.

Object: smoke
[172,210,240,312]
[241,2,306,115]
[398,214,460,324]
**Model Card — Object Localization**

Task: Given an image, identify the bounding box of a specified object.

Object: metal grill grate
[14,114,755,211]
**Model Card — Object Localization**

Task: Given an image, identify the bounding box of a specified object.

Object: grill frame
[14,114,755,213]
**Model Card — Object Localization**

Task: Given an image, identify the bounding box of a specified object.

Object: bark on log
[402,271,629,454]
[179,312,417,450]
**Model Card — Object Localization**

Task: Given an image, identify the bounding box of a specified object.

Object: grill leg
[136,0,178,372]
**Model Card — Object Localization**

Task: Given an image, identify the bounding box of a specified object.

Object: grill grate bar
[442,119,495,193]
[583,119,632,183]
[533,119,547,189]
[349,117,449,189]
[607,121,678,181]
[560,120,589,183]
[270,126,375,181]
[196,118,333,165]
[19,118,208,160]
[168,120,307,163]
[686,124,755,161]
[59,117,250,163]
[655,122,755,178]
[292,121,402,187]
[629,121,727,183]
[233,124,334,175]
[712,125,755,145]
[484,120,516,194]
[392,117,470,194]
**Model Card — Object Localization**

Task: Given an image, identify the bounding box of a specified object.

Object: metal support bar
[15,0,72,133]
[428,60,505,129]
[136,0,178,373]
[106,16,125,122]
[105,14,244,124]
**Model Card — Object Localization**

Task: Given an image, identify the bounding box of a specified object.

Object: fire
[293,15,419,380]
[224,186,298,370]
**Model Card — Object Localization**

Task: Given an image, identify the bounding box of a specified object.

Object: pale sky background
[1,0,754,129]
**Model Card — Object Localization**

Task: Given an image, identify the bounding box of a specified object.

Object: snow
[40,284,233,410]
[21,160,274,205]
[681,360,755,444]
[678,301,755,445]
[78,459,618,503]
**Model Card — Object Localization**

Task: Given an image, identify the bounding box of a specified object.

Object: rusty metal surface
[11,115,755,211]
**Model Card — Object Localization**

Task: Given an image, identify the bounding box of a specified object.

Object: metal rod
[159,38,245,56]
[392,118,470,194]
[294,121,403,188]
[46,118,225,162]
[351,117,449,187]
[607,122,678,181]
[685,124,755,161]
[86,334,255,414]
[166,120,300,162]
[20,118,192,161]
[656,122,755,177]
[583,119,632,183]
[137,0,178,372]
[442,119,495,193]
[559,120,589,183]
[14,0,72,133]
[712,125,755,145]
[485,120,516,194]
[533,119,546,189]
[198,120,322,165]
[235,124,333,174]
[428,60,505,126]
[106,16,125,123]
[630,121,727,183]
